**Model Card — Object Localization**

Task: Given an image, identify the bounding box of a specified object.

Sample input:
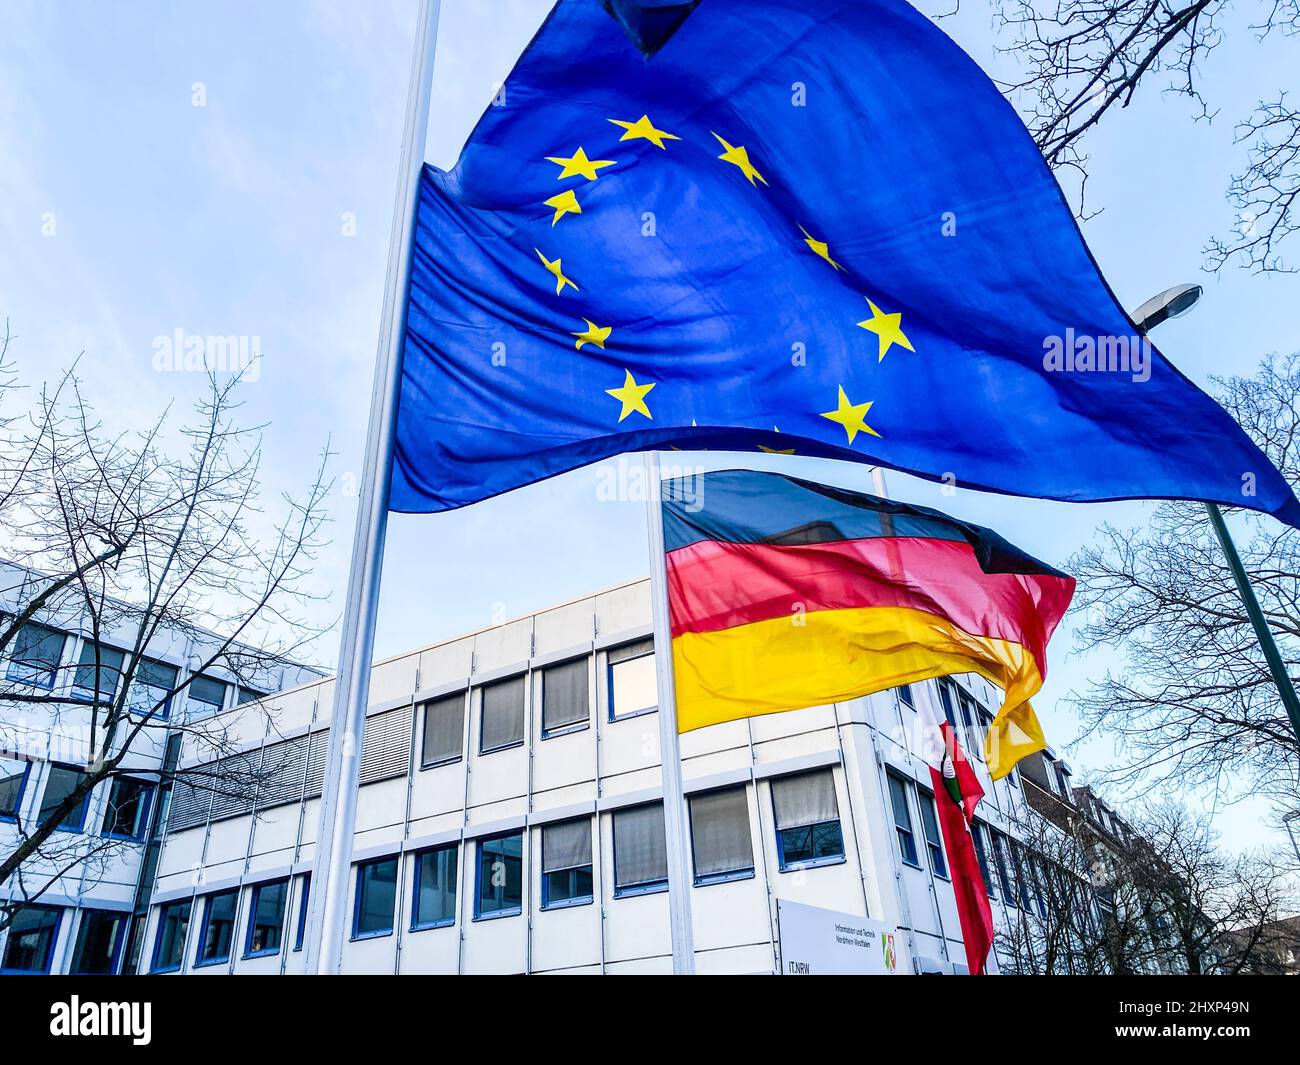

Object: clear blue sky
[3,0,1298,851]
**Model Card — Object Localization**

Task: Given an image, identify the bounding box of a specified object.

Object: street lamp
[1131,285,1300,753]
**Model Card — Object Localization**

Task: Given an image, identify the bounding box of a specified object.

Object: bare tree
[1069,353,1300,806]
[0,331,332,932]
[995,0,1300,272]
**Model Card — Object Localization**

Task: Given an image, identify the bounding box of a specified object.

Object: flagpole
[643,450,697,974]
[303,0,441,976]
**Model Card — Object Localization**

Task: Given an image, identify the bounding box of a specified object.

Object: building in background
[0,560,322,976]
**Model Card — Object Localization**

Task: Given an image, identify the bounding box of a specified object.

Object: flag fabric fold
[661,469,1074,778]
[392,0,1299,528]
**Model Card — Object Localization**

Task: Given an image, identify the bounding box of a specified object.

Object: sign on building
[776,900,907,976]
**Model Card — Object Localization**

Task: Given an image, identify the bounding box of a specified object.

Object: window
[937,681,957,729]
[971,821,996,898]
[771,770,844,870]
[420,691,465,767]
[886,773,920,867]
[244,879,288,957]
[608,639,656,720]
[352,856,398,939]
[612,802,668,896]
[293,874,310,951]
[475,833,523,919]
[1,905,61,973]
[541,819,593,908]
[1009,840,1033,909]
[186,675,228,718]
[150,899,191,973]
[194,889,238,966]
[958,693,984,760]
[688,786,754,885]
[39,763,90,831]
[916,788,948,878]
[990,831,1016,906]
[0,755,31,821]
[101,776,153,840]
[71,910,127,975]
[897,683,914,708]
[1056,767,1072,800]
[127,658,179,719]
[541,657,589,736]
[236,686,265,707]
[411,844,457,929]
[71,642,124,702]
[6,622,65,688]
[479,675,525,753]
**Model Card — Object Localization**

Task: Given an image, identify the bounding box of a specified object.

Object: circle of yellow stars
[529,111,916,447]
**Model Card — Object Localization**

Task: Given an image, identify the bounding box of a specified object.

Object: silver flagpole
[304,0,441,976]
[642,451,697,974]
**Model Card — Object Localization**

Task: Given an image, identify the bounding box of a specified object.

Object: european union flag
[392,0,1300,528]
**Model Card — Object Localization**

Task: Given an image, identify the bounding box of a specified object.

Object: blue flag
[392,0,1300,528]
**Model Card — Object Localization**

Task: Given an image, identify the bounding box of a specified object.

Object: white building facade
[130,578,1046,976]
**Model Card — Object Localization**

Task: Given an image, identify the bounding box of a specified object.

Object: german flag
[663,470,1075,779]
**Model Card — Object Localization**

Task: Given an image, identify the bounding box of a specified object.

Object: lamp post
[1132,285,1300,749]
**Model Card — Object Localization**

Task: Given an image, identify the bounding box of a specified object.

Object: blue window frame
[0,755,31,822]
[916,787,948,878]
[5,622,65,689]
[194,889,238,967]
[688,786,754,885]
[70,909,127,975]
[150,899,191,974]
[127,658,179,720]
[971,821,996,899]
[937,680,957,728]
[186,675,229,718]
[243,878,289,958]
[612,802,668,897]
[474,832,523,920]
[991,831,1016,905]
[540,818,593,909]
[101,776,154,840]
[607,639,656,721]
[1,904,62,974]
[38,763,90,832]
[897,683,914,708]
[411,844,457,929]
[351,856,398,939]
[293,874,310,951]
[71,642,125,703]
[771,770,845,871]
[886,772,920,868]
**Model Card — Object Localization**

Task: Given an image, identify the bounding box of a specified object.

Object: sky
[3,0,1299,853]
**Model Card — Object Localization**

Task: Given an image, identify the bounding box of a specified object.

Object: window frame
[539,818,594,910]
[971,820,997,899]
[350,855,399,941]
[611,802,669,898]
[193,888,240,968]
[606,640,658,722]
[687,785,756,887]
[539,656,591,739]
[70,641,125,704]
[126,657,180,721]
[0,755,32,823]
[886,771,921,869]
[419,690,466,769]
[5,622,66,690]
[410,843,458,931]
[292,874,311,952]
[473,831,524,921]
[243,877,290,959]
[69,908,128,975]
[100,775,155,841]
[770,770,846,873]
[477,675,526,756]
[915,786,949,879]
[186,674,230,718]
[149,898,193,974]
[39,762,91,833]
[0,904,63,974]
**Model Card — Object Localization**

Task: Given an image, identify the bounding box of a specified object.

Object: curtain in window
[542,658,588,731]
[543,819,591,872]
[689,787,753,877]
[479,676,525,751]
[421,692,465,765]
[608,638,653,664]
[614,803,667,886]
[771,770,839,830]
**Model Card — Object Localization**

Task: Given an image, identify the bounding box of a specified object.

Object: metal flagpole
[642,451,697,974]
[304,0,441,976]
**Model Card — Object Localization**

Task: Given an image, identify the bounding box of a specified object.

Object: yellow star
[544,188,582,226]
[758,426,796,455]
[799,225,841,270]
[545,147,617,181]
[712,132,767,186]
[608,114,680,149]
[572,319,612,351]
[820,386,880,445]
[605,369,655,422]
[857,298,914,362]
[535,249,578,294]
